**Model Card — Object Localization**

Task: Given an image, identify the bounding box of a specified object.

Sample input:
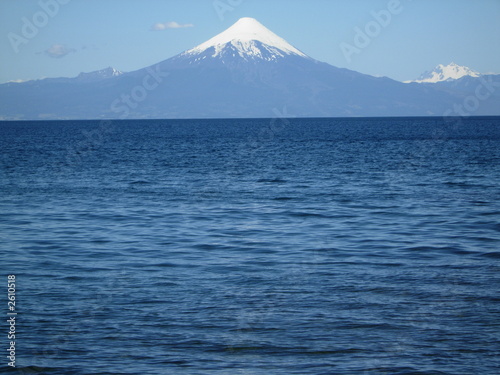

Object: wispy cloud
[152,21,194,31]
[82,44,99,51]
[43,44,76,59]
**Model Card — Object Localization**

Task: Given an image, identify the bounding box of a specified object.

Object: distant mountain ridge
[1,18,499,120]
[76,67,123,82]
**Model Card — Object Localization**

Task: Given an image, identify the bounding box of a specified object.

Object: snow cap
[185,17,306,58]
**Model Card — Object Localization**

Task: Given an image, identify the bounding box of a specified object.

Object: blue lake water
[0,117,499,375]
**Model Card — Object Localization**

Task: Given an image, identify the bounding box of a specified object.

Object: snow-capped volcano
[182,17,307,61]
[406,62,480,83]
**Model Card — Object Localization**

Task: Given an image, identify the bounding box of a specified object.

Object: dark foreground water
[1,117,499,375]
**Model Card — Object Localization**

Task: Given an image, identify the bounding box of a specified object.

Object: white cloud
[43,44,76,59]
[152,21,194,31]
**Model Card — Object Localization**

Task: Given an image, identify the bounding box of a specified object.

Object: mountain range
[1,17,499,120]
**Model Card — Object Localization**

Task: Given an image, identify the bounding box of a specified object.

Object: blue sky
[1,0,499,83]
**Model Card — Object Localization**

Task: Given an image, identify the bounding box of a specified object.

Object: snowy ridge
[108,67,123,77]
[183,17,307,60]
[77,67,123,80]
[405,62,480,83]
